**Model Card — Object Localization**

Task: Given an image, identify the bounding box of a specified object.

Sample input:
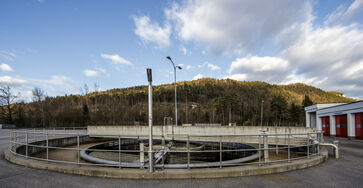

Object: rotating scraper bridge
[4,125,332,179]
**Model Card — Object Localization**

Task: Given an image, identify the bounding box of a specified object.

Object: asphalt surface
[1,129,363,188]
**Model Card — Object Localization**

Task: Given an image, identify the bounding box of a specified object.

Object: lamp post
[146,68,153,172]
[260,100,264,127]
[166,56,182,126]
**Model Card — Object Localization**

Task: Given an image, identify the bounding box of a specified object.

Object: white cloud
[220,0,363,99]
[207,63,220,71]
[101,54,132,65]
[42,75,74,89]
[83,69,98,77]
[185,65,193,70]
[229,56,289,74]
[0,51,15,61]
[325,0,363,25]
[224,74,247,81]
[281,24,363,96]
[180,46,187,55]
[133,16,171,48]
[179,46,192,55]
[193,73,204,80]
[0,63,13,72]
[50,76,73,88]
[166,0,311,55]
[0,76,27,86]
[227,56,290,83]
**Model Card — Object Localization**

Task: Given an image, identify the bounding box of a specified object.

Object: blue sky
[0,0,363,100]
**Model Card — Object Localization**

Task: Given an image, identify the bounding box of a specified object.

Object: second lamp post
[166,56,182,126]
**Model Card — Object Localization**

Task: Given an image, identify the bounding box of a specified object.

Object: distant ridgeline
[1,78,356,128]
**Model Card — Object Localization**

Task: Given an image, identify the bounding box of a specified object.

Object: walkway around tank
[1,129,363,187]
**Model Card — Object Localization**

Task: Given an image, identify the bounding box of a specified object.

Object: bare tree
[32,87,45,102]
[32,87,46,127]
[94,82,100,92]
[0,85,18,124]
[80,83,89,96]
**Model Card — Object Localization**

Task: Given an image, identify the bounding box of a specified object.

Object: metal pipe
[319,142,339,159]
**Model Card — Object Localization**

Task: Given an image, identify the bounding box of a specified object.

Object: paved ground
[0,129,363,188]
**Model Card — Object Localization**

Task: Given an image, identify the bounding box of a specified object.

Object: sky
[0,0,363,101]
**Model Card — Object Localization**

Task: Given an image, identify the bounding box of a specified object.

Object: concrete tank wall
[88,126,317,145]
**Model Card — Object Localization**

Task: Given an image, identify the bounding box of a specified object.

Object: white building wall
[316,116,322,131]
[330,115,336,136]
[348,113,355,138]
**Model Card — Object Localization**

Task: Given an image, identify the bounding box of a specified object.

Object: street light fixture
[166,56,182,126]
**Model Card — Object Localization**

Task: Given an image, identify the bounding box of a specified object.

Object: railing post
[219,136,222,168]
[307,133,310,158]
[13,131,15,151]
[46,133,49,162]
[77,135,80,165]
[118,136,121,169]
[162,136,165,170]
[263,133,269,164]
[258,134,261,166]
[275,130,278,155]
[9,131,12,151]
[288,134,291,162]
[140,142,145,169]
[320,131,324,143]
[317,132,320,155]
[25,130,28,159]
[187,135,190,169]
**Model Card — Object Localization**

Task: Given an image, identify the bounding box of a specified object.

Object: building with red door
[305,101,363,139]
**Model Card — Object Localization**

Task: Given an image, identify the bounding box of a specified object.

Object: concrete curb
[4,149,328,179]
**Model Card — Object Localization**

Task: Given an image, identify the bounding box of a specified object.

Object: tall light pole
[166,56,182,126]
[260,100,264,127]
[146,68,153,172]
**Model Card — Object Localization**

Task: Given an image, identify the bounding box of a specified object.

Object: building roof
[305,101,363,114]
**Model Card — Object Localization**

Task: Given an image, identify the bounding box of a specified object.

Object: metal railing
[9,129,323,171]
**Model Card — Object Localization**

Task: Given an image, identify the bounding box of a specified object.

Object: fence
[9,129,323,170]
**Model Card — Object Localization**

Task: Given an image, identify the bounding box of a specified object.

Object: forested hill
[3,78,356,128]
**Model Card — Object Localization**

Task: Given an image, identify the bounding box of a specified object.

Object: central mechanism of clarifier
[80,139,260,168]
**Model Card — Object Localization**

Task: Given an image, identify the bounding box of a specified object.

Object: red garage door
[355,113,363,140]
[336,114,348,138]
[321,116,330,136]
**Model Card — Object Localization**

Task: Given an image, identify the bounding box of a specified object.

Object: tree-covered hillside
[0,78,356,128]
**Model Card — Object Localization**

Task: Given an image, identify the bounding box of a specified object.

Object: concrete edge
[4,149,328,179]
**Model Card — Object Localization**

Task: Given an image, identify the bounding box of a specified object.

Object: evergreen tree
[302,95,313,107]
[271,95,288,125]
